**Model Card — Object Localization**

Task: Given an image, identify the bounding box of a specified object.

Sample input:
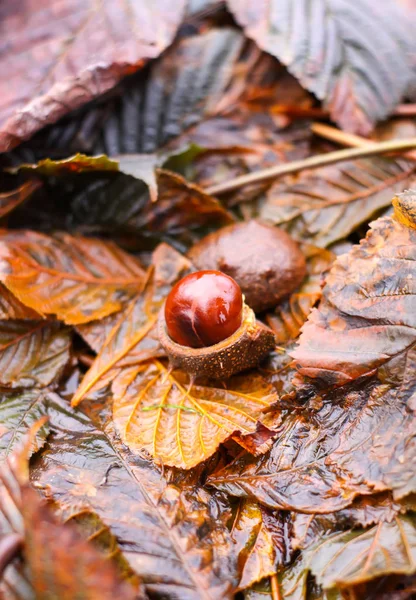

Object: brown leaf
[0,391,50,461]
[32,393,239,599]
[9,152,160,203]
[0,320,70,388]
[227,0,415,133]
[259,158,416,247]
[0,284,40,320]
[113,361,278,469]
[292,202,416,386]
[0,231,146,325]
[231,500,290,591]
[266,244,334,345]
[208,368,416,511]
[128,168,235,236]
[0,431,142,600]
[296,515,416,590]
[0,0,187,151]
[73,243,191,405]
[0,181,41,220]
[22,486,143,600]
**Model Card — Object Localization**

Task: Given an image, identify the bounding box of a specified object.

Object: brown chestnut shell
[188,220,307,312]
[158,303,276,380]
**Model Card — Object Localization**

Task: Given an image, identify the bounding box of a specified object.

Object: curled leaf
[232,500,291,591]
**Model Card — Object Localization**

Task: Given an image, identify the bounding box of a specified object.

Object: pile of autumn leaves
[0,191,415,600]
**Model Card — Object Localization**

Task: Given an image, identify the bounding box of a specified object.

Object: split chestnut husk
[158,302,276,380]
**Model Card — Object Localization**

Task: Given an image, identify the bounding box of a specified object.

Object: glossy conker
[165,270,243,348]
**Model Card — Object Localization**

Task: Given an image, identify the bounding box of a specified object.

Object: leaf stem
[270,574,281,600]
[205,137,416,195]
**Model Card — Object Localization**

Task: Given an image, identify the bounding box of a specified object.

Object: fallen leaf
[73,243,191,404]
[0,284,40,320]
[287,515,416,591]
[259,158,416,247]
[292,199,416,386]
[0,181,42,220]
[0,391,49,460]
[9,153,159,204]
[113,360,278,469]
[231,500,291,591]
[227,0,415,133]
[0,430,142,600]
[0,321,70,388]
[32,393,239,599]
[127,169,234,241]
[266,245,334,344]
[208,369,416,511]
[0,231,146,324]
[0,0,187,151]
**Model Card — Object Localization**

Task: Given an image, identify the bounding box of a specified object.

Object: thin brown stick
[205,137,416,195]
[311,122,416,161]
[311,123,374,148]
[77,352,94,367]
[270,573,282,600]
[393,103,416,117]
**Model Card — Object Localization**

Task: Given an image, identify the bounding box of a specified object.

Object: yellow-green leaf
[113,360,278,469]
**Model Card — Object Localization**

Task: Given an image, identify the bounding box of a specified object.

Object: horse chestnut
[188,220,307,312]
[165,270,243,348]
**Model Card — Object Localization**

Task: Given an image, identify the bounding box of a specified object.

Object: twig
[393,103,416,117]
[205,137,416,195]
[311,122,416,162]
[77,352,94,367]
[270,574,282,600]
[311,123,374,148]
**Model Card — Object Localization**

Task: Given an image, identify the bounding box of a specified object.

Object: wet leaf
[0,285,40,321]
[0,0,187,151]
[259,158,416,247]
[287,515,416,591]
[231,500,291,591]
[0,433,142,600]
[73,243,191,404]
[208,368,416,511]
[127,169,234,241]
[32,393,239,599]
[0,181,42,221]
[8,154,119,176]
[113,360,278,469]
[292,203,416,386]
[0,321,70,388]
[0,231,146,325]
[23,489,143,599]
[0,391,49,460]
[227,0,415,133]
[266,245,334,345]
[9,153,160,204]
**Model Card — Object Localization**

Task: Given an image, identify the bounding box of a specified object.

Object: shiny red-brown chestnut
[164,270,243,348]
